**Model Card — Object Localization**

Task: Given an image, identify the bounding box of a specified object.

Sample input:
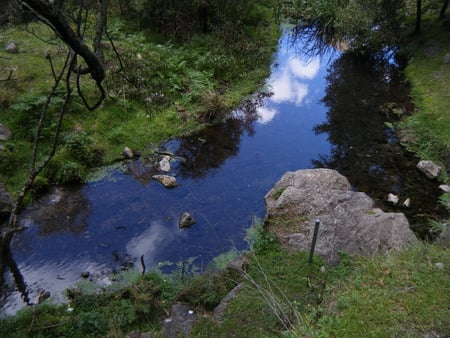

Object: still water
[1,31,443,316]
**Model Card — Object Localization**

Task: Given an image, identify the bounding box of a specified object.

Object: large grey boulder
[265,169,417,265]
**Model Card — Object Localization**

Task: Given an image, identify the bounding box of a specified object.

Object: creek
[1,30,445,316]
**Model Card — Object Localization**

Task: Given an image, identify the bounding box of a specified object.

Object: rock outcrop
[265,169,417,265]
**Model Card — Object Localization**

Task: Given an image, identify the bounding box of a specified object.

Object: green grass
[191,242,449,338]
[400,17,450,168]
[310,243,450,337]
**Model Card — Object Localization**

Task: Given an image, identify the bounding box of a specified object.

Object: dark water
[1,32,445,316]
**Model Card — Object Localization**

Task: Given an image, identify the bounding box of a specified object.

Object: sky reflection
[257,37,322,124]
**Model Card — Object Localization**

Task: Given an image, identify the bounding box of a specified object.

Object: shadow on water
[1,27,447,316]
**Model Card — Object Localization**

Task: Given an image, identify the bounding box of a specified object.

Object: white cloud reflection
[126,219,182,268]
[257,50,321,124]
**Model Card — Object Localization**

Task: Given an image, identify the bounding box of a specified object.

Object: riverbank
[0,4,279,199]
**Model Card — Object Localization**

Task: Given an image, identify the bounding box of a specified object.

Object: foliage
[126,0,275,40]
[246,217,280,255]
[288,0,407,53]
[177,271,237,311]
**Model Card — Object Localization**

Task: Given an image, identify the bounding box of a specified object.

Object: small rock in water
[152,174,178,188]
[159,155,171,172]
[402,198,411,208]
[387,193,399,205]
[179,212,196,228]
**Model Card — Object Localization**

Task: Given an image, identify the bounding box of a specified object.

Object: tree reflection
[0,243,31,309]
[313,52,445,228]
[17,185,91,236]
[173,96,262,178]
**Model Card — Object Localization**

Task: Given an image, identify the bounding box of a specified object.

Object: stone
[439,185,450,193]
[387,193,399,205]
[123,147,135,159]
[152,175,178,188]
[161,303,197,338]
[179,212,196,228]
[159,155,171,172]
[5,40,18,53]
[435,262,444,270]
[0,123,11,140]
[416,160,442,179]
[265,169,417,265]
[213,283,245,324]
[402,198,411,208]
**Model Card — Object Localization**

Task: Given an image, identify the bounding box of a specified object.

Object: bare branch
[17,0,105,84]
[7,53,73,233]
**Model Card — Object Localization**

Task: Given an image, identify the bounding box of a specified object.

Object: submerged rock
[179,212,196,228]
[265,169,417,265]
[416,160,442,179]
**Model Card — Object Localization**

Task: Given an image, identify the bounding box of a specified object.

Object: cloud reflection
[257,45,321,124]
[126,219,182,268]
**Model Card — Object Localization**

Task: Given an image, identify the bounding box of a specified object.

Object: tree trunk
[440,0,448,19]
[415,0,422,34]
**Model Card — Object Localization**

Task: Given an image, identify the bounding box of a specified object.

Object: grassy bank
[400,17,450,173]
[0,4,279,198]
